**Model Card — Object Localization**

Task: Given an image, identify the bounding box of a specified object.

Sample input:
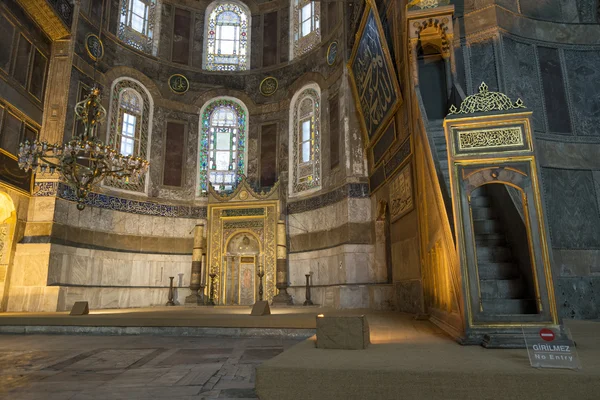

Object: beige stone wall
[289,244,380,288]
[0,187,31,311]
[6,243,60,311]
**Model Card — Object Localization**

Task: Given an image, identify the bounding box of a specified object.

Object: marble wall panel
[594,171,600,214]
[56,286,192,311]
[286,284,394,310]
[541,168,600,249]
[564,49,600,137]
[394,280,423,314]
[469,38,499,92]
[556,276,600,319]
[553,249,599,277]
[339,286,370,308]
[9,244,51,287]
[288,244,375,287]
[519,0,565,21]
[29,197,56,223]
[6,286,60,312]
[576,0,598,23]
[391,237,421,281]
[47,244,191,291]
[501,36,545,132]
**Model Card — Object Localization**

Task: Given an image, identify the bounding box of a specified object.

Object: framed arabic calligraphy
[168,74,189,94]
[347,0,401,148]
[85,33,104,61]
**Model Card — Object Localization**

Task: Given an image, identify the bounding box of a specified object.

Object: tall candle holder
[209,266,217,306]
[257,264,265,302]
[303,273,313,306]
[166,276,175,306]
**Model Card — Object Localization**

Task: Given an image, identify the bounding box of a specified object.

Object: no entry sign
[539,328,555,342]
[525,327,581,370]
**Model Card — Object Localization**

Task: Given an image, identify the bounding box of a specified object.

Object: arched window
[204,1,250,71]
[119,0,159,54]
[290,0,320,59]
[117,89,143,156]
[199,98,248,194]
[289,84,321,195]
[106,78,153,193]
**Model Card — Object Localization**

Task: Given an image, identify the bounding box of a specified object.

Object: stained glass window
[106,79,152,193]
[291,0,320,59]
[290,84,320,195]
[204,2,250,71]
[199,98,247,194]
[119,0,158,54]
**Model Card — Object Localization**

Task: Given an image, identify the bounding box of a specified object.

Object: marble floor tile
[0,334,299,400]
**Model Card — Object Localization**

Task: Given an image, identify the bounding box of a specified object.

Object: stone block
[251,301,271,316]
[70,301,89,315]
[316,314,370,350]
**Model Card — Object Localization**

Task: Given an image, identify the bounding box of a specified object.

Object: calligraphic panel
[348,0,401,147]
[389,163,413,220]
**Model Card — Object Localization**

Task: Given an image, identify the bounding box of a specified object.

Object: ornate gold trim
[208,175,280,203]
[448,82,525,115]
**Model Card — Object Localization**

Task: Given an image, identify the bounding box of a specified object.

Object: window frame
[105,77,153,195]
[288,83,321,196]
[118,0,159,55]
[203,1,251,71]
[290,0,320,60]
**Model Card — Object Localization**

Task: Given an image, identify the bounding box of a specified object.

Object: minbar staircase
[471,187,536,315]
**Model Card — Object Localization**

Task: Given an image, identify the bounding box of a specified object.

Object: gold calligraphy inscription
[350,8,398,141]
[389,163,413,220]
[458,127,523,151]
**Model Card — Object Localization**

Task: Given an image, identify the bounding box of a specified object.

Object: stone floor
[0,334,301,400]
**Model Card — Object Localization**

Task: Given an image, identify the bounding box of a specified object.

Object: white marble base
[56,286,193,311]
[288,284,394,310]
[288,244,384,287]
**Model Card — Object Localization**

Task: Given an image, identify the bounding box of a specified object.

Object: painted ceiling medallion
[327,41,338,66]
[260,77,278,96]
[85,33,104,61]
[169,74,190,94]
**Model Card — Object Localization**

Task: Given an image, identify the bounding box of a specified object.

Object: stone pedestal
[316,315,370,350]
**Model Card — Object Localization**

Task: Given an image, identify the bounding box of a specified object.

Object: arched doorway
[0,192,17,311]
[224,232,261,305]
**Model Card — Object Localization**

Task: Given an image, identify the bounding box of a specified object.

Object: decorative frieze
[35,182,206,219]
[287,183,369,214]
[458,127,524,150]
[389,163,413,220]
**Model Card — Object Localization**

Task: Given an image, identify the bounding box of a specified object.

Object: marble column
[185,223,205,305]
[272,218,293,305]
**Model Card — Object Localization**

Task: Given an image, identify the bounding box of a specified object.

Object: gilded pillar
[272,218,293,305]
[185,223,205,305]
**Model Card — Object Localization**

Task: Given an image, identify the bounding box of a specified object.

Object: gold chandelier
[17,86,149,210]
